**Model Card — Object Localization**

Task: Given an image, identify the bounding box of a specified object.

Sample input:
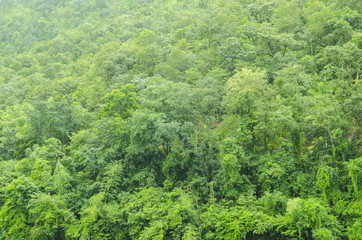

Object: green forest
[0,0,361,239]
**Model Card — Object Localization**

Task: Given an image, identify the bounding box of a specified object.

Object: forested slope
[0,0,361,239]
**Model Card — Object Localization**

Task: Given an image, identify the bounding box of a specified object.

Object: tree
[100,83,138,119]
[223,68,267,114]
[0,177,38,239]
[26,99,82,144]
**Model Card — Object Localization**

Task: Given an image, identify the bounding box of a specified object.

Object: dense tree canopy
[0,0,361,239]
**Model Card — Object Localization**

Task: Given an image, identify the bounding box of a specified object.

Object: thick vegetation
[0,0,361,239]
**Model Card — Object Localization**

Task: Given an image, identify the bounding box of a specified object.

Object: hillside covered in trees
[0,0,361,239]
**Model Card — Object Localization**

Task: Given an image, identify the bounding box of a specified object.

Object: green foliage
[277,198,342,239]
[100,83,139,119]
[221,137,253,199]
[0,0,361,239]
[201,196,276,240]
[26,99,82,144]
[316,165,334,202]
[0,177,38,239]
[345,157,362,198]
[223,68,267,114]
[347,219,362,240]
[27,193,76,240]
